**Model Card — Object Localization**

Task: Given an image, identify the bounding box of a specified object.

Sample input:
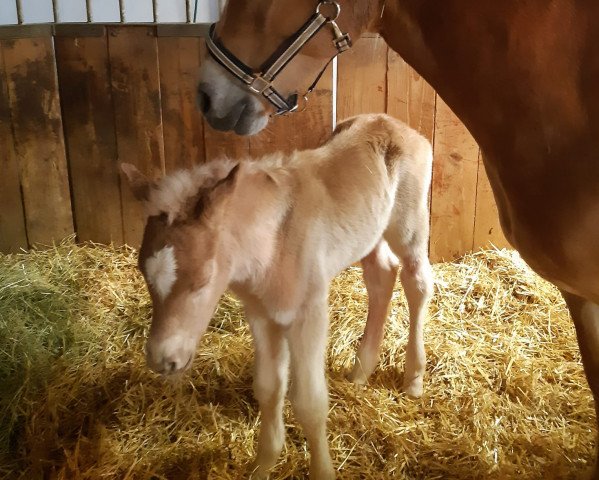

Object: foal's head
[121,162,240,375]
[198,0,378,135]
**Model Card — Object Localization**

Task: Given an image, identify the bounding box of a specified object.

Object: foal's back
[308,114,432,215]
[280,113,433,276]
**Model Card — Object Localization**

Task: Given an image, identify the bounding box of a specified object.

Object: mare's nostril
[197,87,212,114]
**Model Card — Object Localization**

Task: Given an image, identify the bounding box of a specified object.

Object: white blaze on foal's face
[121,161,241,376]
[144,245,178,301]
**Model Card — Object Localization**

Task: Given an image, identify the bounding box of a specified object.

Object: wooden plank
[156,24,209,37]
[386,49,436,144]
[473,154,509,250]
[109,26,165,246]
[0,1,19,25]
[19,0,54,23]
[89,0,120,22]
[0,41,27,252]
[2,37,74,246]
[336,35,387,122]
[121,0,153,22]
[429,96,479,262]
[249,65,334,157]
[0,25,53,39]
[155,0,187,22]
[55,34,124,245]
[55,0,87,22]
[157,36,205,172]
[199,40,250,161]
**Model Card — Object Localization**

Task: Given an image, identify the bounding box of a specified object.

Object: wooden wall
[0,28,508,262]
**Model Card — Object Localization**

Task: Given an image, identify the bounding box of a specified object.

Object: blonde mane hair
[144,154,293,221]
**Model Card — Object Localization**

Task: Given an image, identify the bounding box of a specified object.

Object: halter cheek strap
[205,1,352,116]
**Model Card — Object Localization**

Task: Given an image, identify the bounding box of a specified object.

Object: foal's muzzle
[146,334,196,376]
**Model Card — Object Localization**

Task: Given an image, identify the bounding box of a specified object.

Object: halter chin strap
[205,1,352,116]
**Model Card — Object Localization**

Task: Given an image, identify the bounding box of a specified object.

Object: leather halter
[206,1,352,115]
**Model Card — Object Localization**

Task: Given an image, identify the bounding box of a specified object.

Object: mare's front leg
[247,309,289,479]
[287,294,335,480]
[348,241,399,384]
[561,291,599,479]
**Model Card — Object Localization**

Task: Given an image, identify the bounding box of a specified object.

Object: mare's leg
[561,291,599,479]
[348,240,399,384]
[248,310,289,479]
[287,295,335,480]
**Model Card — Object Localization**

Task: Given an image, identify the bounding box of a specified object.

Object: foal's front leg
[287,296,335,480]
[248,312,289,479]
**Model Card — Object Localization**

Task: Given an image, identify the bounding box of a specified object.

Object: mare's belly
[508,212,599,303]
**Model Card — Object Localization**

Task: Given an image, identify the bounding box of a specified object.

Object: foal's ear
[121,163,152,201]
[213,163,240,193]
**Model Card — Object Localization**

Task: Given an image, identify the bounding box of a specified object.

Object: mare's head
[121,162,240,375]
[198,0,379,135]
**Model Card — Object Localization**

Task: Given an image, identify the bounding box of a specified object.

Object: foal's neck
[227,169,290,286]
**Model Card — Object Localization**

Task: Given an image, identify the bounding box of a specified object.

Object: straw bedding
[0,239,594,479]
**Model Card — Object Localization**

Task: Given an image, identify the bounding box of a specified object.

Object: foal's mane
[145,154,291,220]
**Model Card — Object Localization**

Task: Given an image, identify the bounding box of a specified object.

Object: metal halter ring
[296,95,309,114]
[316,1,341,22]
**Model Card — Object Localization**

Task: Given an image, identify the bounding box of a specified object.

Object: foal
[122,114,433,479]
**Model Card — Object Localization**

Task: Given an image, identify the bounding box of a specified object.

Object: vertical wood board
[0,41,27,252]
[3,37,73,246]
[109,26,164,246]
[429,96,479,262]
[387,49,436,144]
[158,36,205,171]
[336,35,387,122]
[55,33,124,245]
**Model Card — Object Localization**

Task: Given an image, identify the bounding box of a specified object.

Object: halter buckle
[330,20,352,53]
[248,76,272,94]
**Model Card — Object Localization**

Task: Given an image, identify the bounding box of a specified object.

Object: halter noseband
[206,1,352,116]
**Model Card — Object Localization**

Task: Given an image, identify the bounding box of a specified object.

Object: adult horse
[197,0,599,476]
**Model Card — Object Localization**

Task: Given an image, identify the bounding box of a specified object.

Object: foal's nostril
[197,87,212,114]
[168,361,178,373]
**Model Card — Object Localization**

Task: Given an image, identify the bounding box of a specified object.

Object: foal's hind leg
[348,241,399,385]
[561,291,599,479]
[397,248,433,398]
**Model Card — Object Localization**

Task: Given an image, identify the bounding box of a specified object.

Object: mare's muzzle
[205,0,352,116]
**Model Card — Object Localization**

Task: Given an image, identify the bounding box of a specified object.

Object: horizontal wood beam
[0,22,210,39]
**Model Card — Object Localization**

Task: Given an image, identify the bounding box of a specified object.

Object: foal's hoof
[346,365,368,385]
[249,467,270,480]
[402,376,423,398]
[311,464,336,480]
